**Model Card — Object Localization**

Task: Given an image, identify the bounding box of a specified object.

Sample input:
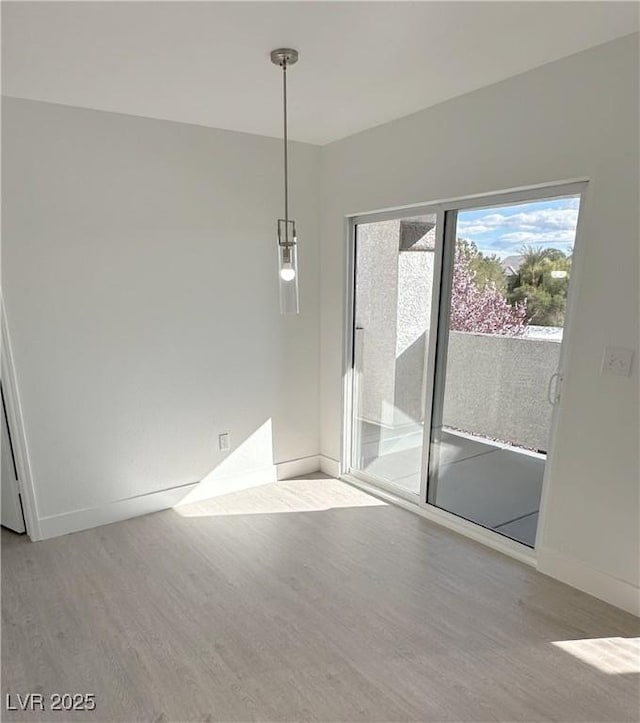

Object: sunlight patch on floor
[552,637,640,674]
[173,479,387,517]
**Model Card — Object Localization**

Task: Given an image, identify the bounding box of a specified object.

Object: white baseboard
[276,455,321,480]
[37,466,278,540]
[38,482,199,540]
[175,467,277,505]
[35,458,337,541]
[319,455,340,477]
[537,547,640,617]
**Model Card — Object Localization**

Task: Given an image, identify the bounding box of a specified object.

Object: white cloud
[456,223,493,235]
[457,205,579,253]
[499,230,576,245]
[458,208,579,236]
[455,202,581,257]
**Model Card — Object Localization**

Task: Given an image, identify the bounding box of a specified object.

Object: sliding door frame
[341,179,588,558]
[422,209,456,507]
[342,201,443,503]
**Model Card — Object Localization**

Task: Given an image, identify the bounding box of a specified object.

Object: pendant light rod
[283,58,288,236]
[271,48,299,248]
[271,48,300,314]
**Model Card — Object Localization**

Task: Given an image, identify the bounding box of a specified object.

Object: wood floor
[2,476,639,722]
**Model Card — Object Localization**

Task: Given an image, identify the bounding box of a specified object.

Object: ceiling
[2,2,638,145]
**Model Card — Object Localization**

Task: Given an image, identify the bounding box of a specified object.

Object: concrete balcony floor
[355,424,545,547]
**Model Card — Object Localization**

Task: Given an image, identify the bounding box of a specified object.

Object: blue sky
[457,196,580,258]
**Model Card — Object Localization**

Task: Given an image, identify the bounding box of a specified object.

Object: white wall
[2,98,321,532]
[320,35,639,613]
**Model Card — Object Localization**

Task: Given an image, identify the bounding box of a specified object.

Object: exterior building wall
[394,252,434,425]
[443,332,561,451]
[355,220,435,429]
[354,220,400,426]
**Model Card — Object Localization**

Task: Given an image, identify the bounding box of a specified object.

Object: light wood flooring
[2,476,639,722]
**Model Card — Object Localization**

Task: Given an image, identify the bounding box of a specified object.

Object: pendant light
[271,48,300,314]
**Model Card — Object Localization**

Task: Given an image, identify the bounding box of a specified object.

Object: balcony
[355,329,560,547]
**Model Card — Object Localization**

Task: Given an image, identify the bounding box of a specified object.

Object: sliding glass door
[347,184,584,547]
[351,212,438,497]
[428,194,581,546]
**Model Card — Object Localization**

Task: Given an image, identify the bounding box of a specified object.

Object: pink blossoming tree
[450,240,528,336]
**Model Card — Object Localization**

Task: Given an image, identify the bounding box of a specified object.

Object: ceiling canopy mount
[270,48,299,68]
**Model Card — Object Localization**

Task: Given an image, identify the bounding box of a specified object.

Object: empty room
[1,2,639,721]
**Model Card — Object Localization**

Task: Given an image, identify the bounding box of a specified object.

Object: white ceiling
[2,1,638,145]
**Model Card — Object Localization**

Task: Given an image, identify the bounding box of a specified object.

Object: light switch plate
[601,347,634,377]
[218,432,230,452]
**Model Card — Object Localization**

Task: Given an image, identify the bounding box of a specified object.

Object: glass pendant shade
[278,227,299,314]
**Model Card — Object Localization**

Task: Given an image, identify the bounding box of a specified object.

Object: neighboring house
[501,254,524,275]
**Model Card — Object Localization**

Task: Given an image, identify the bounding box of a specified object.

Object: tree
[507,246,571,326]
[516,245,550,286]
[458,239,507,293]
[451,239,528,335]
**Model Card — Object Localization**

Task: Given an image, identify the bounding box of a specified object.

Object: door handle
[547,372,562,406]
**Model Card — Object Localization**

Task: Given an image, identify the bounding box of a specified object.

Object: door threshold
[340,473,536,568]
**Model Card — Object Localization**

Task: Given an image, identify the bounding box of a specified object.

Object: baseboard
[35,458,336,540]
[319,455,341,478]
[276,455,321,480]
[175,466,278,505]
[37,482,199,540]
[537,547,640,617]
[37,466,278,540]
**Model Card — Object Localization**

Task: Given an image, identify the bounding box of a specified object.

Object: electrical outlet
[601,347,634,377]
[218,433,230,452]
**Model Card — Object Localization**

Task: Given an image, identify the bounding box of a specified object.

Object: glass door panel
[351,214,437,496]
[428,195,581,546]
